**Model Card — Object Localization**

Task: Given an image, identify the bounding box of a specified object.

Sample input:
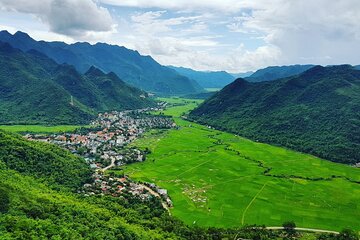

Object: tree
[337,229,359,240]
[0,187,10,213]
[282,221,296,237]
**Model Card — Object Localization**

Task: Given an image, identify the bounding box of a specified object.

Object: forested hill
[169,66,235,88]
[0,42,155,125]
[189,65,360,164]
[245,65,315,82]
[0,130,92,189]
[0,30,202,95]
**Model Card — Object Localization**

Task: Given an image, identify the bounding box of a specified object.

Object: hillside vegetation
[169,66,235,88]
[0,42,154,125]
[0,130,92,189]
[190,65,360,164]
[245,65,314,82]
[0,30,202,94]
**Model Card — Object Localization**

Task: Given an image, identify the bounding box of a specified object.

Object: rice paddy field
[124,98,360,232]
[0,125,86,133]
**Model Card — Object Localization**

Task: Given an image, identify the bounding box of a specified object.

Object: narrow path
[176,159,212,177]
[140,184,171,214]
[101,157,116,172]
[241,181,268,225]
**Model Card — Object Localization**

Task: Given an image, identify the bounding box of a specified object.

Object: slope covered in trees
[169,66,235,88]
[0,130,92,189]
[0,42,154,125]
[245,65,315,82]
[190,65,360,164]
[0,30,202,95]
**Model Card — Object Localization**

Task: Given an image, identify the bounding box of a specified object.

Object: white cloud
[0,0,115,37]
[100,0,272,13]
[2,0,360,72]
[235,0,360,65]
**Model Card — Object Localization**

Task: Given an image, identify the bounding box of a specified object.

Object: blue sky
[0,0,359,72]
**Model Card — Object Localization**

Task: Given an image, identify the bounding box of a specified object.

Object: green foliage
[283,221,296,236]
[245,64,314,82]
[0,42,155,125]
[0,130,92,189]
[337,229,359,240]
[0,187,10,213]
[317,229,359,240]
[190,65,360,164]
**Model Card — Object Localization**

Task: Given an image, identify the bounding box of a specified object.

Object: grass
[0,125,87,133]
[124,97,360,232]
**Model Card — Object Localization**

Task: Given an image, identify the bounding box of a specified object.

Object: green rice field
[0,125,87,133]
[124,98,360,232]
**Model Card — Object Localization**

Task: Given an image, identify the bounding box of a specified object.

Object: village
[25,106,175,209]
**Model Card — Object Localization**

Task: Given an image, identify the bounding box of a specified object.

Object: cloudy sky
[0,0,359,72]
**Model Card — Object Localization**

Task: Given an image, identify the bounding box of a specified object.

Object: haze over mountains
[244,65,315,82]
[190,65,360,164]
[169,66,236,88]
[0,30,202,95]
[0,42,154,125]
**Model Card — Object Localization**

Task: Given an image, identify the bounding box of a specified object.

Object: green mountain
[168,66,235,88]
[0,42,155,125]
[0,30,202,95]
[0,130,92,189]
[245,65,315,82]
[189,65,360,164]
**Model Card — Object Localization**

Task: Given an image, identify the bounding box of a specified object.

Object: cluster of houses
[26,108,175,209]
[26,109,175,169]
[81,173,173,208]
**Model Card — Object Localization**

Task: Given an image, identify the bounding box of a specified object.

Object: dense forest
[0,42,155,125]
[190,65,360,164]
[245,65,315,82]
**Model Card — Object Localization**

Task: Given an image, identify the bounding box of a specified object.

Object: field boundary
[241,181,269,225]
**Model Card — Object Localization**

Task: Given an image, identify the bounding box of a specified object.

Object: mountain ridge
[0,30,202,95]
[0,42,154,125]
[189,65,360,164]
[168,65,235,88]
[245,64,315,82]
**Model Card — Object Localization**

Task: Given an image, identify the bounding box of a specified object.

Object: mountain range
[0,30,202,95]
[0,42,154,125]
[245,65,315,82]
[168,66,236,88]
[189,65,360,164]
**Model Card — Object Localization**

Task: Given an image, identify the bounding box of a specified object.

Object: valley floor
[124,98,360,232]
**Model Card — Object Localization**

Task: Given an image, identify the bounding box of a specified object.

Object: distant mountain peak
[0,30,202,94]
[85,66,105,76]
[14,31,32,39]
